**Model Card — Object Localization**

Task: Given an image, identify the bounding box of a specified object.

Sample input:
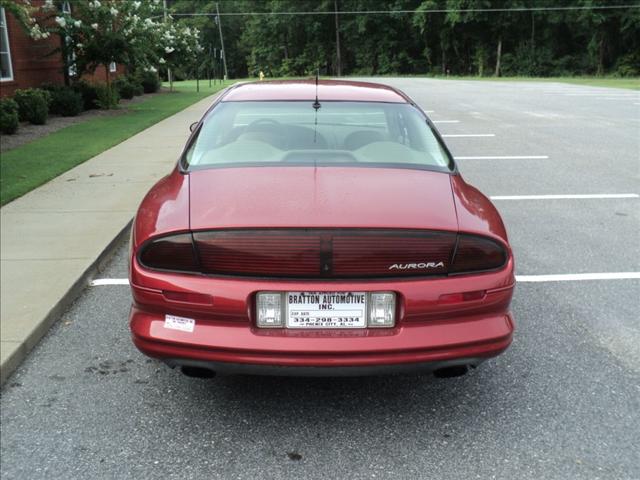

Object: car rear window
[183,101,453,171]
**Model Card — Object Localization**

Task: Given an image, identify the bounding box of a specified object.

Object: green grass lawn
[385,75,639,90]
[461,76,639,90]
[548,77,640,90]
[222,74,639,90]
[173,76,640,90]
[0,80,231,206]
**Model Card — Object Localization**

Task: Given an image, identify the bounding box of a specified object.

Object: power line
[170,4,640,17]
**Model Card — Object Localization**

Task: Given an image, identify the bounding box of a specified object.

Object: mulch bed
[0,90,165,153]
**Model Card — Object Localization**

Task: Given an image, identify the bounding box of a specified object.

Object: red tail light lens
[138,230,507,278]
[450,234,507,274]
[192,230,456,278]
[138,233,200,272]
[194,231,321,277]
[332,232,455,277]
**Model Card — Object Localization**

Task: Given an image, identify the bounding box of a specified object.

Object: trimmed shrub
[39,82,60,92]
[39,82,61,100]
[114,77,136,99]
[13,88,49,125]
[0,98,19,134]
[40,88,53,108]
[139,71,161,93]
[72,81,99,110]
[94,84,120,109]
[49,87,84,116]
[129,78,144,96]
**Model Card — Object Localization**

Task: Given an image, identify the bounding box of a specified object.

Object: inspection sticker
[164,315,195,333]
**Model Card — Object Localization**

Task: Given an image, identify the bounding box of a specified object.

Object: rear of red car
[129,80,515,377]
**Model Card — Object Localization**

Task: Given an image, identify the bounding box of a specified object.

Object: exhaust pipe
[433,365,469,378]
[180,366,216,378]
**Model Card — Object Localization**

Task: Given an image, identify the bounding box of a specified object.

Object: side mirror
[189,122,198,132]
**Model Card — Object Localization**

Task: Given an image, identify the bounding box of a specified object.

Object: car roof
[221,79,411,103]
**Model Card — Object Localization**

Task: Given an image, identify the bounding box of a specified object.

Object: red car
[129,80,515,378]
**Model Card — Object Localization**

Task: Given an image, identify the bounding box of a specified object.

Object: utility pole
[334,0,341,76]
[215,2,228,80]
[214,48,217,82]
[163,0,172,89]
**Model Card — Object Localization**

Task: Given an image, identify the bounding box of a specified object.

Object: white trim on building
[0,8,14,82]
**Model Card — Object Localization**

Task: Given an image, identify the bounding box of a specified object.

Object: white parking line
[490,194,639,200]
[516,273,640,282]
[600,97,640,101]
[442,134,495,138]
[424,110,435,113]
[562,93,639,97]
[456,155,549,160]
[89,272,640,287]
[432,120,460,124]
[89,278,130,286]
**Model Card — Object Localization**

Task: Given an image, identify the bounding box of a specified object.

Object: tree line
[170,0,640,79]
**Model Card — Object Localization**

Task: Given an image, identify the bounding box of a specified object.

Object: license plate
[286,292,367,329]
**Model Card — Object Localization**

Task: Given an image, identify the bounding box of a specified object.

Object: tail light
[194,231,321,277]
[332,232,454,277]
[138,233,200,272]
[193,230,456,278]
[137,230,507,277]
[450,234,507,274]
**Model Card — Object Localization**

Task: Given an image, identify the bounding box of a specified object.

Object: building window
[0,8,13,82]
[109,61,117,73]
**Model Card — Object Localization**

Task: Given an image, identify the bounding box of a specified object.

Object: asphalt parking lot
[1,78,639,480]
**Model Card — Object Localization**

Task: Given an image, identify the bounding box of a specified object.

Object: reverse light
[368,292,396,328]
[256,292,283,328]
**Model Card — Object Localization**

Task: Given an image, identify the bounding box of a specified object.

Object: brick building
[0,1,123,98]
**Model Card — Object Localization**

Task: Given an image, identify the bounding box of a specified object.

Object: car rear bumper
[162,357,487,377]
[130,306,514,375]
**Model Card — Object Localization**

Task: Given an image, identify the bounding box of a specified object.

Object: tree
[157,21,204,88]
[76,0,640,79]
[0,0,50,39]
[28,0,203,87]
[42,0,162,86]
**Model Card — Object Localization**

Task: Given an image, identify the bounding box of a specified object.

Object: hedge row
[0,71,161,135]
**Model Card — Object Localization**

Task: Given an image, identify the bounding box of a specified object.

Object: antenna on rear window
[312,69,321,111]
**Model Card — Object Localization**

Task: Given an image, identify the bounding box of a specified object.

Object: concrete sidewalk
[0,94,218,385]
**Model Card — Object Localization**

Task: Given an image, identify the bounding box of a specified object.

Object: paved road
[1,78,639,480]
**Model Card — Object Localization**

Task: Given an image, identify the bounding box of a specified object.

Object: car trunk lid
[188,166,458,231]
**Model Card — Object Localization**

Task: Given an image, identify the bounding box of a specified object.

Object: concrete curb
[0,220,132,386]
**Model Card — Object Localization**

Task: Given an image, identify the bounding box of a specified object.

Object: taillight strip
[137,229,508,278]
